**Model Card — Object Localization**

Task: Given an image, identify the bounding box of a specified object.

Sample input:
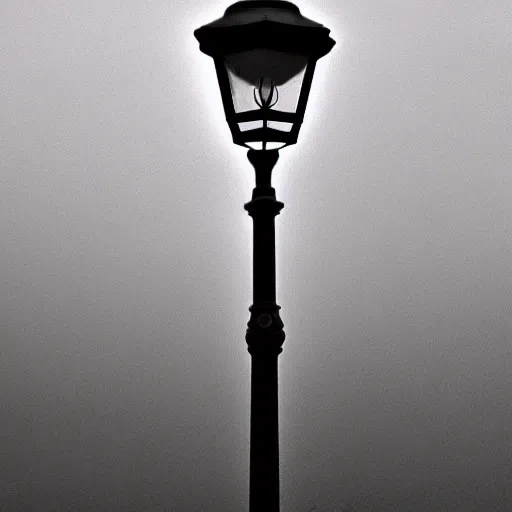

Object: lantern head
[194,0,335,151]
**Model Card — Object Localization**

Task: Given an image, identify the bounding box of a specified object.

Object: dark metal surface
[194,0,335,58]
[244,149,285,511]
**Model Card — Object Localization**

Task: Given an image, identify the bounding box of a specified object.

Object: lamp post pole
[244,148,285,512]
[193,3,335,510]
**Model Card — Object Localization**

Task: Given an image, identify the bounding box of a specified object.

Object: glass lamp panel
[267,121,293,132]
[226,67,259,114]
[266,142,287,150]
[272,66,307,113]
[225,49,308,114]
[239,120,264,131]
[246,141,287,150]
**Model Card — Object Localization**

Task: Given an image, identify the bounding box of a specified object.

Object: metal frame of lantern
[195,0,335,150]
[213,56,317,149]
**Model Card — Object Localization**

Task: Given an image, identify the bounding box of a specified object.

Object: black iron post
[244,148,286,512]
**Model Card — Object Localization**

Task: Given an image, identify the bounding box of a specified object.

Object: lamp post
[194,2,335,510]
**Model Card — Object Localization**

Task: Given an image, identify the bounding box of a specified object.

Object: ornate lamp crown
[194,0,335,151]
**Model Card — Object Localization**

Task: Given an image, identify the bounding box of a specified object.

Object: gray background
[1,0,511,510]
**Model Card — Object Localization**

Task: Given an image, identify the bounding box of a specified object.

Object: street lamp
[194,2,335,511]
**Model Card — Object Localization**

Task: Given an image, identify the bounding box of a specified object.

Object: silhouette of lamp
[194,0,335,151]
[194,2,335,511]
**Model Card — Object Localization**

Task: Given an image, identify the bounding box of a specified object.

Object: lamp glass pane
[266,142,287,150]
[246,141,286,151]
[267,121,293,132]
[225,49,308,114]
[239,120,264,132]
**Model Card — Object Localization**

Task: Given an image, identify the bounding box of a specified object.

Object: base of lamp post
[248,343,281,512]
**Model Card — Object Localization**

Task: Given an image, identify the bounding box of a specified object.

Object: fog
[1,0,511,510]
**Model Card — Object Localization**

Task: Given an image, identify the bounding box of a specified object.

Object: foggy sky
[1,0,512,510]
